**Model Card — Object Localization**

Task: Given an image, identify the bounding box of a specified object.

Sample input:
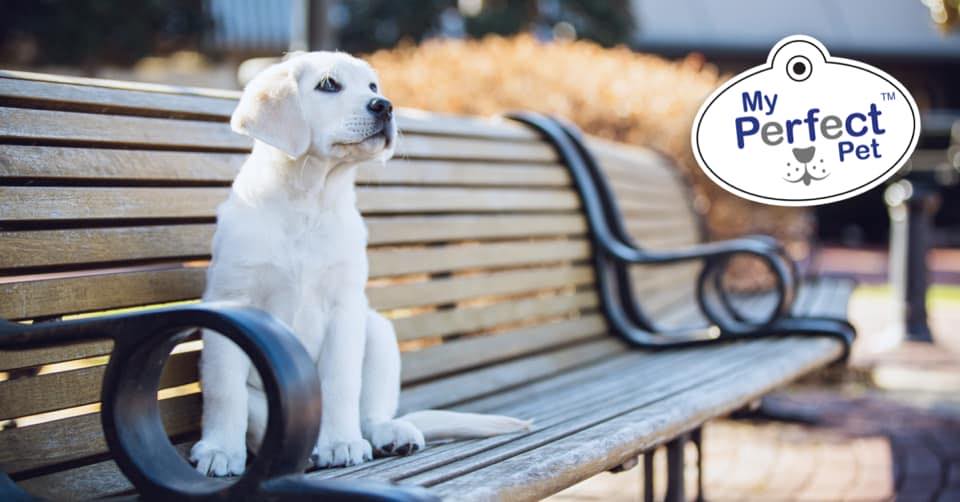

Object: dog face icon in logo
[784,146,829,186]
[691,35,921,207]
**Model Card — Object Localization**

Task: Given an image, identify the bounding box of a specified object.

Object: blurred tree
[464,0,633,47]
[335,0,453,53]
[0,0,208,68]
[336,0,634,53]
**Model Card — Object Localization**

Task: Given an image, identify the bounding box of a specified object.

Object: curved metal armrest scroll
[508,112,853,360]
[0,305,438,501]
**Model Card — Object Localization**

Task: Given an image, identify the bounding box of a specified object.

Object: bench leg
[665,435,686,502]
[644,452,655,502]
[692,427,705,502]
[643,427,705,502]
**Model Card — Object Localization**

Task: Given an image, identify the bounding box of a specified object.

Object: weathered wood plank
[0,107,250,150]
[401,315,606,383]
[427,338,843,501]
[392,291,597,342]
[399,339,625,414]
[3,339,621,477]
[0,266,205,321]
[369,239,588,278]
[0,186,578,222]
[396,135,556,162]
[0,146,565,187]
[0,394,200,475]
[0,224,215,270]
[319,340,777,482]
[0,232,586,278]
[0,77,237,120]
[0,215,588,271]
[0,348,199,419]
[323,347,706,481]
[365,214,586,245]
[361,159,569,187]
[0,71,543,140]
[0,145,244,182]
[0,107,553,161]
[0,315,601,423]
[0,261,591,325]
[368,265,594,311]
[0,339,113,372]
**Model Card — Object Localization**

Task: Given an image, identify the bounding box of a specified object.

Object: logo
[691,35,921,206]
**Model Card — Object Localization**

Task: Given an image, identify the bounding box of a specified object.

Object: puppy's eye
[316,77,342,93]
[369,83,378,92]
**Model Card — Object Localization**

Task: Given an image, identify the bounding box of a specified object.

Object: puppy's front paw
[369,419,425,457]
[311,437,372,468]
[190,439,246,477]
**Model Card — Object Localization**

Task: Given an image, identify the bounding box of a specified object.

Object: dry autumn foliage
[367,35,815,284]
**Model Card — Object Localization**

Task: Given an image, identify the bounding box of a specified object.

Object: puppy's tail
[398,410,532,441]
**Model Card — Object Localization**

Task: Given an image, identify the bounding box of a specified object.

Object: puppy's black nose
[367,98,393,120]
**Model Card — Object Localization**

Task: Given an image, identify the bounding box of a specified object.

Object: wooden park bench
[0,71,855,501]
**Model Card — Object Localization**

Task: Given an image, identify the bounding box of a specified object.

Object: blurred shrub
[367,35,814,269]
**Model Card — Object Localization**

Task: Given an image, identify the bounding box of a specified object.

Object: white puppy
[190,52,530,477]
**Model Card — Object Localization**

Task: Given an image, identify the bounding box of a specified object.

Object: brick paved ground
[548,269,960,501]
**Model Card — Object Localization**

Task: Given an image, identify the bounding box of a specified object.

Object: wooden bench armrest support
[0,306,437,502]
[509,112,855,358]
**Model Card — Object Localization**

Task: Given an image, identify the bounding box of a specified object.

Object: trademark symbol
[882,91,897,101]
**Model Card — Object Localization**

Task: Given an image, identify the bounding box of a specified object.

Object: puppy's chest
[267,210,366,274]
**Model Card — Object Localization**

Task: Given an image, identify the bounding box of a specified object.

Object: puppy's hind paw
[190,439,246,477]
[311,438,372,468]
[369,419,425,457]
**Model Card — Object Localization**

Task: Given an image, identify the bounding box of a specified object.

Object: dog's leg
[190,329,252,476]
[311,297,373,467]
[360,310,425,457]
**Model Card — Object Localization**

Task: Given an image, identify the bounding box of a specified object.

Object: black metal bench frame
[0,113,855,502]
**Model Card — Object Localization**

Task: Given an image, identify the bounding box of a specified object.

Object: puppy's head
[231,51,396,162]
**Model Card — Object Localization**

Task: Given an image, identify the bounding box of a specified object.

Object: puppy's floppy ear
[231,62,310,158]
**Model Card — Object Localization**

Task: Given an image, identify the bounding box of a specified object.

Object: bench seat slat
[11,336,843,501]
[426,338,842,500]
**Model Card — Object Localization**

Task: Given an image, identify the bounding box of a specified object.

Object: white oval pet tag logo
[691,35,921,207]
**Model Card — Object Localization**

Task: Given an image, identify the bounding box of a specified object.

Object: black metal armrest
[509,112,854,359]
[0,304,438,501]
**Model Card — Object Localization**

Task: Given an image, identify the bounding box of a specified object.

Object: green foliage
[0,0,208,67]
